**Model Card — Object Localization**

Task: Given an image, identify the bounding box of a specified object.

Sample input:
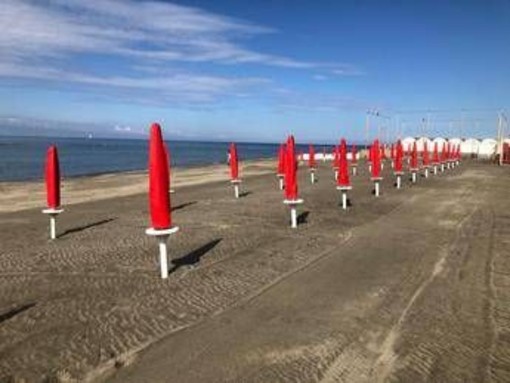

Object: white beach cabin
[461,138,481,156]
[479,138,498,159]
[402,137,416,152]
[416,137,432,152]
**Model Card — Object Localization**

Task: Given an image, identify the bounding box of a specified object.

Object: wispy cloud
[0,0,362,105]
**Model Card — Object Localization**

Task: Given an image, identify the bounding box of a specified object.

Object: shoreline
[0,158,276,213]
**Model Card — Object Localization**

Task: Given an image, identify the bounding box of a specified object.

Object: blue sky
[0,0,508,142]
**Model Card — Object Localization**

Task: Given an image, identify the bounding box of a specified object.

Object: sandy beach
[1,159,509,382]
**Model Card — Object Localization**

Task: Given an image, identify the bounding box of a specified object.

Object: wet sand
[1,160,509,382]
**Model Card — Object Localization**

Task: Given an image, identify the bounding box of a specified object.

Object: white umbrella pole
[42,209,63,240]
[146,227,179,279]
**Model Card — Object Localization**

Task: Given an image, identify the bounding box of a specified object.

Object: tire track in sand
[370,208,477,382]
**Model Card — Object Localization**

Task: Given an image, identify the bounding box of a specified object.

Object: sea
[0,136,330,182]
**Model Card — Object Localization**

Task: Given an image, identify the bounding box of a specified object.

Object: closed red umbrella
[338,139,350,187]
[410,142,418,170]
[146,123,179,279]
[441,142,447,162]
[333,145,340,168]
[149,123,171,230]
[308,144,317,184]
[337,139,352,209]
[283,135,303,228]
[229,142,242,198]
[229,142,239,180]
[433,142,439,164]
[351,144,357,164]
[284,135,298,200]
[371,140,381,178]
[45,145,60,209]
[308,144,316,169]
[422,141,429,166]
[43,145,63,240]
[371,139,382,196]
[410,141,419,183]
[395,140,403,172]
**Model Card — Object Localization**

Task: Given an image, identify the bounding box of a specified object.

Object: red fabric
[422,141,430,166]
[45,145,61,209]
[308,144,316,168]
[433,142,439,163]
[441,142,447,162]
[371,140,381,178]
[395,140,403,172]
[284,135,298,200]
[148,123,171,230]
[333,145,340,168]
[503,143,510,164]
[351,144,357,164]
[229,142,239,180]
[337,139,350,187]
[410,141,418,169]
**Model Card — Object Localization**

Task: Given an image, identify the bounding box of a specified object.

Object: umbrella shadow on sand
[59,218,116,238]
[171,201,198,212]
[297,211,310,225]
[239,191,252,198]
[169,238,222,274]
[0,302,37,324]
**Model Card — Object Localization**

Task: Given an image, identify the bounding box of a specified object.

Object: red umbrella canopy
[308,144,316,168]
[45,145,61,209]
[351,144,357,164]
[395,140,403,172]
[338,139,350,187]
[446,142,451,160]
[410,141,418,169]
[284,135,298,200]
[422,141,430,166]
[277,144,286,175]
[333,145,341,168]
[229,142,239,180]
[371,139,381,178]
[441,142,447,162]
[433,142,439,163]
[148,123,171,230]
[381,145,387,160]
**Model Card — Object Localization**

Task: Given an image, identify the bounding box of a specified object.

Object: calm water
[0,136,326,182]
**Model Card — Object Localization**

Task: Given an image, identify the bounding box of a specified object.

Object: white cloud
[0,0,362,105]
[313,74,328,81]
